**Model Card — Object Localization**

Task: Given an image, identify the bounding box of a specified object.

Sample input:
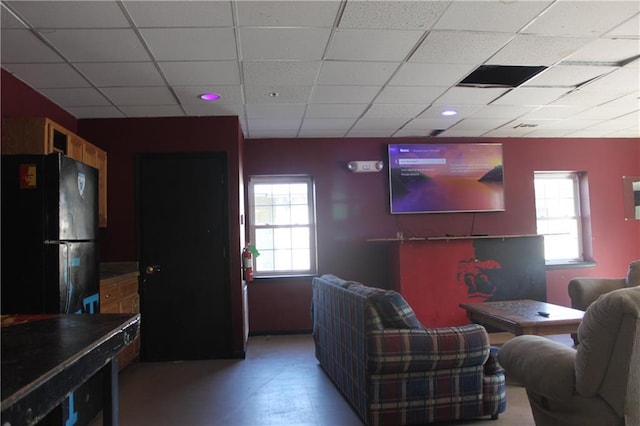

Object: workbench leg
[102,359,119,426]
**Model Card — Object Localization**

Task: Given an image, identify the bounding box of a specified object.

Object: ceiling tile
[3,63,89,88]
[298,129,348,138]
[309,85,380,104]
[492,87,571,106]
[487,35,593,66]
[438,129,490,137]
[449,118,515,131]
[599,93,640,111]
[606,13,640,37]
[248,128,299,138]
[173,85,243,105]
[316,61,399,85]
[249,118,301,131]
[375,86,447,104]
[239,28,331,61]
[362,103,426,119]
[1,6,27,28]
[433,87,508,105]
[523,65,615,87]
[326,29,424,61]
[433,1,552,33]
[483,126,543,137]
[351,117,409,130]
[246,104,306,120]
[567,38,640,63]
[339,1,448,30]
[409,31,513,64]
[244,85,311,103]
[470,105,536,119]
[417,105,482,119]
[235,1,340,27]
[42,29,150,62]
[571,104,635,121]
[243,61,321,86]
[159,61,240,86]
[522,1,640,36]
[120,105,185,118]
[551,87,631,107]
[389,63,476,86]
[76,62,165,87]
[305,104,369,118]
[0,0,637,139]
[123,1,233,27]
[403,117,461,131]
[182,103,245,117]
[38,87,111,107]
[577,68,640,92]
[393,128,434,137]
[1,29,63,63]
[520,105,590,120]
[543,118,605,131]
[140,28,237,61]
[101,87,177,106]
[64,106,125,119]
[7,1,129,28]
[301,118,356,131]
[347,129,395,137]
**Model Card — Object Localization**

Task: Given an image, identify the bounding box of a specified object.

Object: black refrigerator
[1,153,101,425]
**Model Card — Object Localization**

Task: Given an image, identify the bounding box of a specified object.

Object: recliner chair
[568,260,640,311]
[497,286,640,426]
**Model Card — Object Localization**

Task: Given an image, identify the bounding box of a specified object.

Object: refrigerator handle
[44,240,72,313]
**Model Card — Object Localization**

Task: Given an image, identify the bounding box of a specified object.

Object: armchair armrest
[568,278,625,310]
[367,324,489,374]
[498,335,576,401]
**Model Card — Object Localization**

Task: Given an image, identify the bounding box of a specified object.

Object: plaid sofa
[312,274,506,425]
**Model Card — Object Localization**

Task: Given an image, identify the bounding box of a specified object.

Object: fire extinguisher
[242,246,253,282]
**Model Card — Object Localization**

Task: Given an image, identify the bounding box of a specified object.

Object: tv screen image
[388,143,505,214]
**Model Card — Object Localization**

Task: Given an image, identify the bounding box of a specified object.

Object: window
[248,176,317,277]
[534,172,590,264]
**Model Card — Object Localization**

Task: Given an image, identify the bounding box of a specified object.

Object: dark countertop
[100,262,139,283]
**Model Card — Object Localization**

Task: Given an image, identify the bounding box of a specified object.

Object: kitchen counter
[100,262,139,284]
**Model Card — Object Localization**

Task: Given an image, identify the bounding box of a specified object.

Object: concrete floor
[91,333,573,425]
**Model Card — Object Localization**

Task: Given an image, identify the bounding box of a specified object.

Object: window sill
[545,260,597,270]
[250,274,318,283]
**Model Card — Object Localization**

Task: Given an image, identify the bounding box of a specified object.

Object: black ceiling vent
[458,65,547,88]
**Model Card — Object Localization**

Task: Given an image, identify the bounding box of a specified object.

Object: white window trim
[534,171,587,265]
[248,175,318,278]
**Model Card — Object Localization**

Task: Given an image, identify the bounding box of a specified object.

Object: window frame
[247,175,318,278]
[534,171,593,267]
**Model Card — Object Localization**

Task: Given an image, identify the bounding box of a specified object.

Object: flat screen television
[388,143,505,214]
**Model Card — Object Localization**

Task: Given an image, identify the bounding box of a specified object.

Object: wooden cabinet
[81,139,108,227]
[100,273,140,370]
[2,117,108,227]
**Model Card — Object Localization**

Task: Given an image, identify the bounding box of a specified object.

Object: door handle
[145,265,161,275]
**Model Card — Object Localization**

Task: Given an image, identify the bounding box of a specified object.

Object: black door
[137,153,231,361]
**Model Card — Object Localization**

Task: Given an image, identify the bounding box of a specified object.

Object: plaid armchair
[312,274,506,425]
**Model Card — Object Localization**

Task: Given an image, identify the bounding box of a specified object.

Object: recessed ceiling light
[442,110,458,116]
[198,92,221,101]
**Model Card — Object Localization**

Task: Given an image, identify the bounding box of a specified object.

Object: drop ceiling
[1,0,639,139]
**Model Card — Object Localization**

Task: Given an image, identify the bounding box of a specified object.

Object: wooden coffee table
[459,299,584,336]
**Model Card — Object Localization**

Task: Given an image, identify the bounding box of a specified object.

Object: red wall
[1,69,77,131]
[2,69,639,336]
[244,137,640,333]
